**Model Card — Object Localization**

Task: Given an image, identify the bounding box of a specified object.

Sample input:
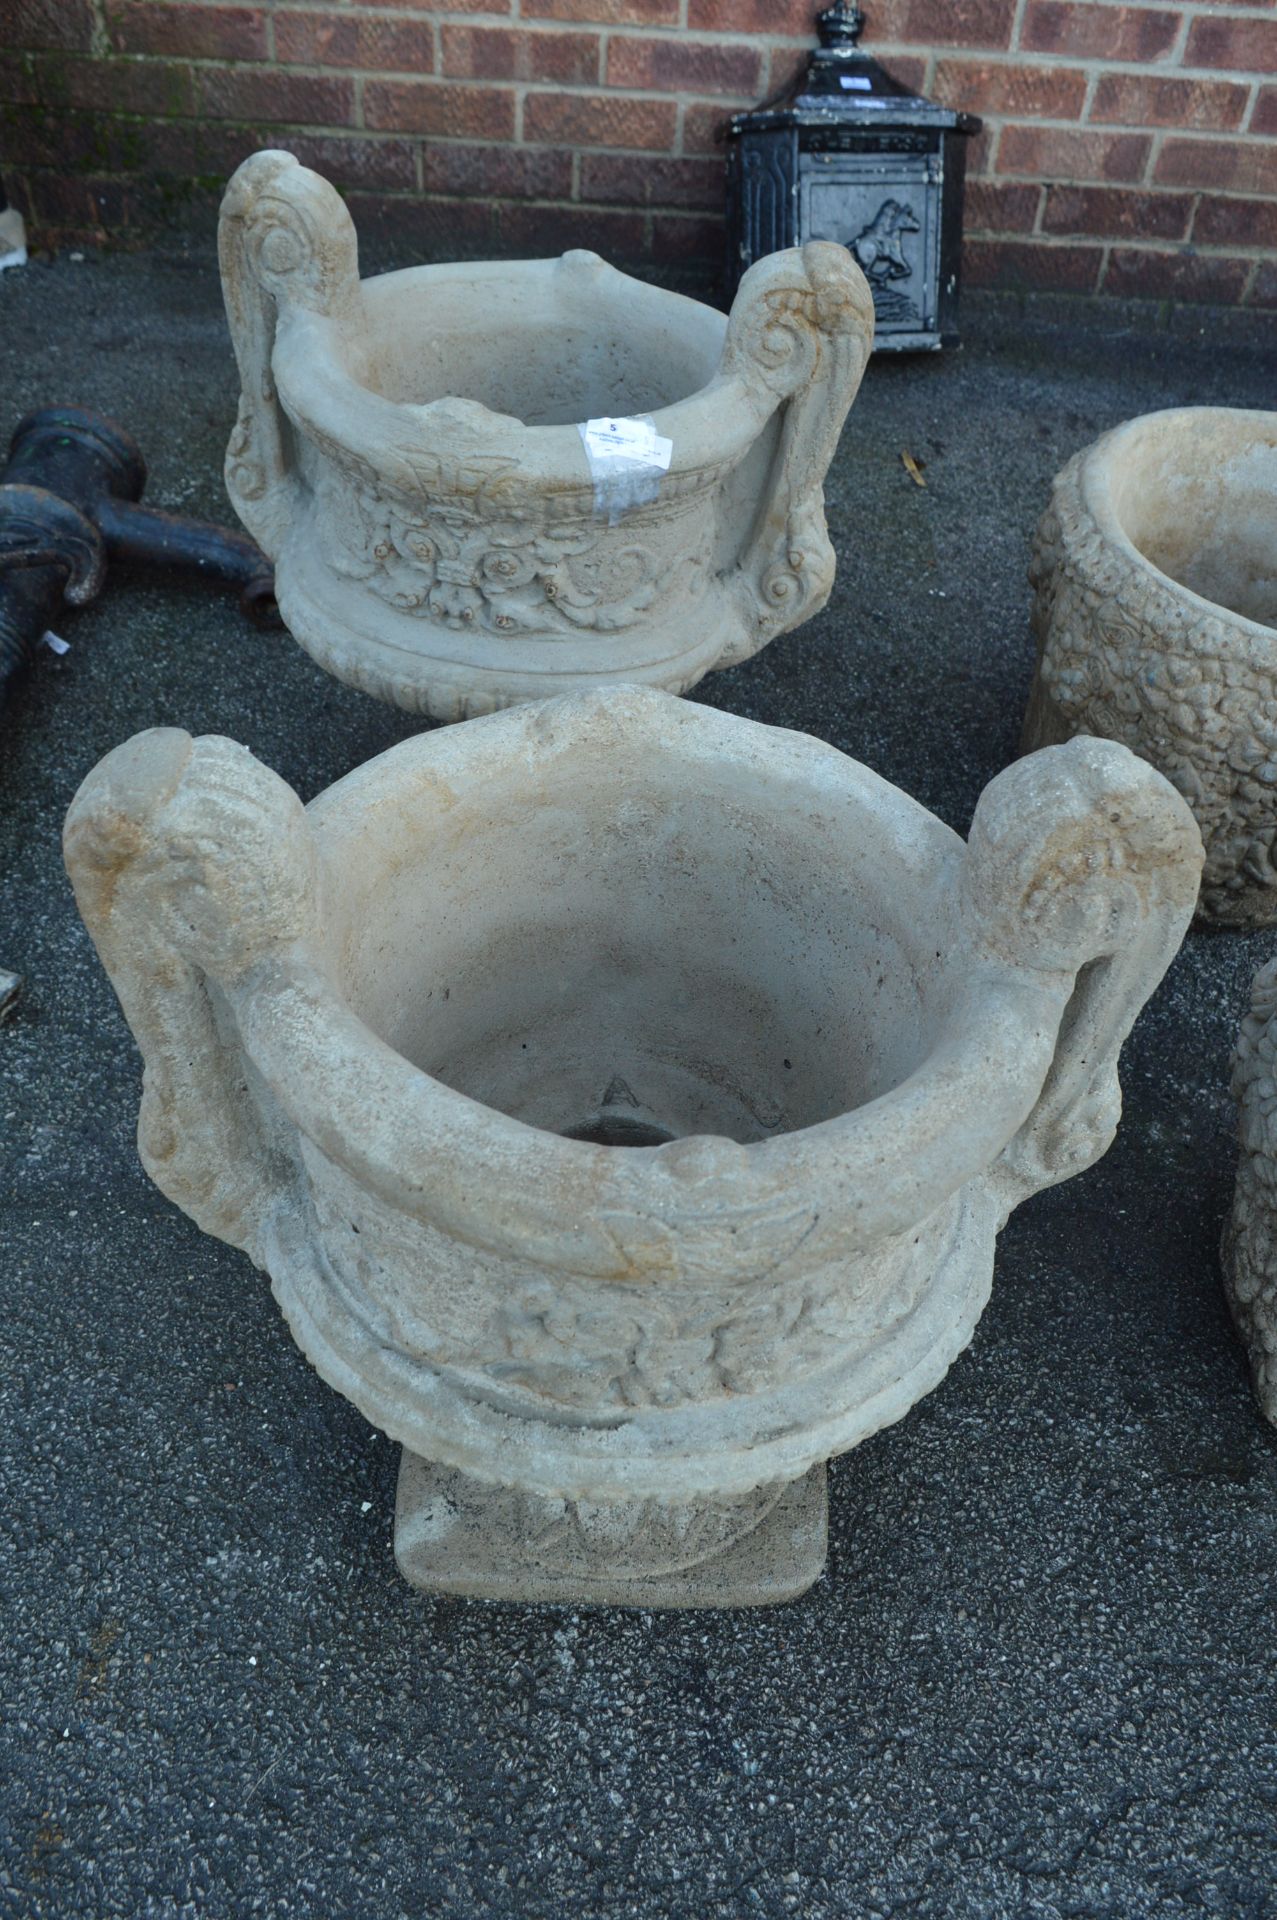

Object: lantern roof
[728,3,981,138]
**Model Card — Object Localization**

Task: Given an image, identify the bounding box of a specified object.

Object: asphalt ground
[2,244,1276,1920]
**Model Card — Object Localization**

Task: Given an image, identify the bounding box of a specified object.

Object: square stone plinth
[394,1454,828,1609]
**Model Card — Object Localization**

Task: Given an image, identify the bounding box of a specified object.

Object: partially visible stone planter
[1023,407,1277,929]
[218,150,875,722]
[65,688,1201,1608]
[1223,953,1277,1429]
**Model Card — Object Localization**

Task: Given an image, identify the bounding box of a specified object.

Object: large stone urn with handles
[65,688,1202,1608]
[218,150,875,722]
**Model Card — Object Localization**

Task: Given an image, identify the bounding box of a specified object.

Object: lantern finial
[816,2,865,51]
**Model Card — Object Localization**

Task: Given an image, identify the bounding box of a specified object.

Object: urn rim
[237,687,1065,1278]
[271,253,767,499]
[1080,404,1277,649]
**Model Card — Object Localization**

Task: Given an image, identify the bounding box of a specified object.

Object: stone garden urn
[65,688,1202,1607]
[1023,407,1277,929]
[218,150,874,722]
[1223,954,1277,1430]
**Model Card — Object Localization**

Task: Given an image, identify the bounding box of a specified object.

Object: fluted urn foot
[395,1456,828,1609]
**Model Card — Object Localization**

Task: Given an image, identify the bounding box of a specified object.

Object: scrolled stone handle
[961,736,1203,1208]
[219,150,362,556]
[719,241,875,663]
[63,728,316,1251]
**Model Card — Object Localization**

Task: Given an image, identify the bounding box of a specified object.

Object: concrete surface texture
[2,246,1277,1918]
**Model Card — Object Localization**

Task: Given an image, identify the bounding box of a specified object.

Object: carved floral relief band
[65,688,1202,1608]
[218,150,876,723]
[1023,407,1277,929]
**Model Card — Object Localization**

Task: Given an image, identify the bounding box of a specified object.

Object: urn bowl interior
[349,258,729,429]
[1108,411,1277,630]
[325,730,950,1149]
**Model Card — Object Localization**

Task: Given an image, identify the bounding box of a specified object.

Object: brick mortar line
[12,22,1266,61]
[14,155,1270,244]
[29,53,1275,103]
[17,159,1275,259]
[1145,125,1165,187]
[23,84,1276,139]
[969,228,1268,263]
[70,22,1229,64]
[1027,178,1277,205]
[971,110,1271,136]
[11,166,727,222]
[1146,1,1277,15]
[56,44,1277,101]
[1168,9,1193,65]
[923,50,1274,80]
[0,104,720,160]
[11,87,1275,154]
[0,150,1257,218]
[88,0,111,60]
[93,0,1277,32]
[133,1,1277,13]
[11,106,1272,198]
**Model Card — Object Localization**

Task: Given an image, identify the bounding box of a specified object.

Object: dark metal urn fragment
[726,3,981,351]
[0,405,278,718]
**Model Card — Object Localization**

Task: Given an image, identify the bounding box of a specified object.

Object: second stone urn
[1023,407,1277,928]
[65,689,1202,1608]
[218,150,875,722]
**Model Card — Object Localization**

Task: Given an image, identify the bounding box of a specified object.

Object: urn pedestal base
[394,1455,828,1609]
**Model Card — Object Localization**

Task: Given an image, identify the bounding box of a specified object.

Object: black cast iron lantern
[725,3,982,351]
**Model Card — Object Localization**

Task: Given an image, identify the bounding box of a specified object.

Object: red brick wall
[3,1,1275,307]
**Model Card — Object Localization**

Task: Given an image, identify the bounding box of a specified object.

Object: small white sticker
[578,414,673,525]
[840,74,872,90]
[582,416,673,468]
[42,631,70,655]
